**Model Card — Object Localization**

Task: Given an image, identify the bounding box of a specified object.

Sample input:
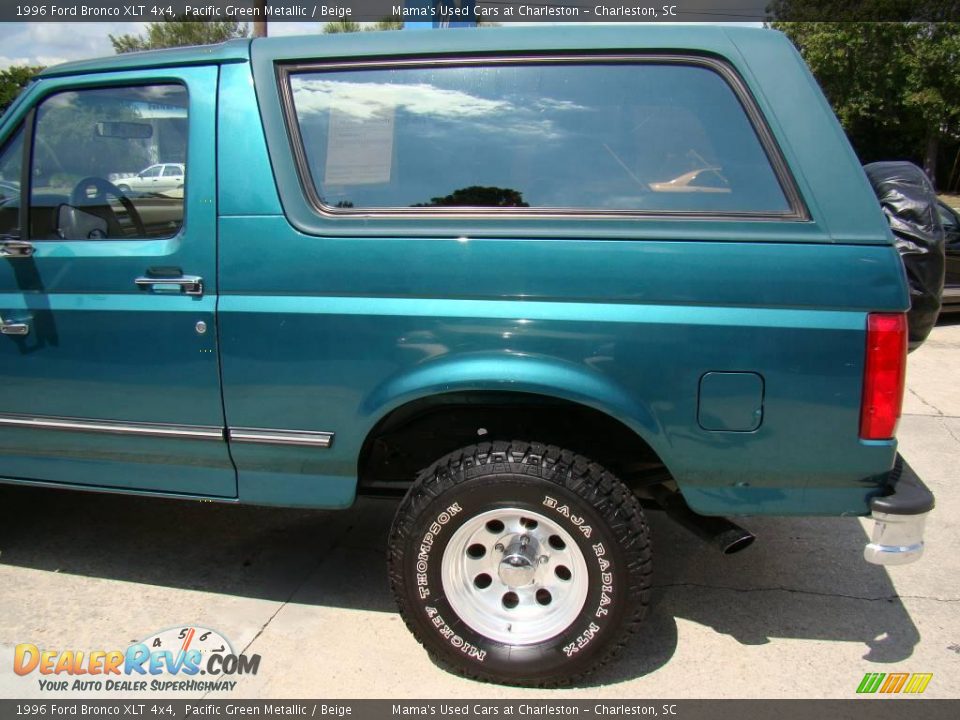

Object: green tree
[905,24,960,184]
[369,18,404,31]
[323,18,407,33]
[771,22,960,186]
[767,0,955,22]
[323,20,364,34]
[110,21,248,53]
[414,186,529,208]
[0,65,44,114]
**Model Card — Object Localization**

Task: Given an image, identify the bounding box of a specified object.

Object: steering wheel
[69,176,146,238]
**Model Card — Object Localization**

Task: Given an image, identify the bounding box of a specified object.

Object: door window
[29,84,188,240]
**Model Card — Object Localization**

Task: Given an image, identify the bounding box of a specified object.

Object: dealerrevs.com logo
[14,626,260,692]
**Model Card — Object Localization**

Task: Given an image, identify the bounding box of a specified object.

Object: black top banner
[0,701,958,720]
[2,0,959,23]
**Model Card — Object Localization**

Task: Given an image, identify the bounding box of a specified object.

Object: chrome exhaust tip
[650,485,756,555]
[714,525,756,555]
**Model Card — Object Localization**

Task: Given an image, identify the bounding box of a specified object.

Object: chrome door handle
[1,240,35,258]
[135,275,204,296]
[1,316,29,336]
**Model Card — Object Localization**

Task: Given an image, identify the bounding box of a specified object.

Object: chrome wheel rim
[440,507,589,645]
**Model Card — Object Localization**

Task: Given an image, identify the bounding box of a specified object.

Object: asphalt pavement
[1,321,958,700]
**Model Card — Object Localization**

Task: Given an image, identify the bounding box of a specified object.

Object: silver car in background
[114,163,184,194]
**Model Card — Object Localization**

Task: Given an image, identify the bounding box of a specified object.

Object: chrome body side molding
[0,413,335,448]
[228,427,334,448]
[0,413,224,440]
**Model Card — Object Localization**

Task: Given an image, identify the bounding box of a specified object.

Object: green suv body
[0,26,934,685]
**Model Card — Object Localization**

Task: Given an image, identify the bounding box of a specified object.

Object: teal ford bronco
[0,26,935,686]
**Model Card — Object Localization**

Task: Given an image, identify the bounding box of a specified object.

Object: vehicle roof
[257,24,771,61]
[38,39,252,78]
[37,25,779,78]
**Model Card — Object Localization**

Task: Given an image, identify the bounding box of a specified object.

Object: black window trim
[276,53,810,223]
[19,114,34,241]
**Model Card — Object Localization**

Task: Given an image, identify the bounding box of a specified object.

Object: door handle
[1,316,29,336]
[135,275,204,296]
[1,239,35,259]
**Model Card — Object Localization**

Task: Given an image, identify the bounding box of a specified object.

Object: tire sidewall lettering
[408,479,623,670]
[542,496,616,648]
[414,502,462,600]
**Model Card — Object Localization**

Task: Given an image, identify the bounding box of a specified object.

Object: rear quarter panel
[216,27,908,515]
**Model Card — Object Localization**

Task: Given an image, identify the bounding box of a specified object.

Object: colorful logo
[857,672,933,694]
[13,626,260,693]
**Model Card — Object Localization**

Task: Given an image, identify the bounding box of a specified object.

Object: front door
[0,67,235,497]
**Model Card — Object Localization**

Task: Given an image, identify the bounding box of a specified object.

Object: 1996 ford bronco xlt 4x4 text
[0,26,935,686]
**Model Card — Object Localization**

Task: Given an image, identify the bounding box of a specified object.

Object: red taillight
[860,313,907,440]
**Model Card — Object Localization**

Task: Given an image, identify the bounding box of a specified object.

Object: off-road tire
[387,440,652,687]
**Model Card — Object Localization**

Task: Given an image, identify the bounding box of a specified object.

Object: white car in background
[115,163,184,194]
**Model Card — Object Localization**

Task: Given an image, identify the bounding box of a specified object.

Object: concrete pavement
[1,322,958,699]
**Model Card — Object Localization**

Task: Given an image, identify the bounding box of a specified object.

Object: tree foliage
[110,21,248,53]
[767,0,958,22]
[771,21,960,188]
[413,186,529,208]
[370,19,405,31]
[323,19,403,33]
[323,20,364,34]
[0,65,44,114]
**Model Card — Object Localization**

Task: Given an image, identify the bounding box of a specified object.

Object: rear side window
[286,59,794,216]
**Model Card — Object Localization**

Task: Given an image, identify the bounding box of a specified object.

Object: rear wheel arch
[357,389,673,496]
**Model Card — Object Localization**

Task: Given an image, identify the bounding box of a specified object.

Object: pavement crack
[241,520,356,656]
[200,516,357,699]
[939,417,960,445]
[903,412,960,419]
[907,388,944,416]
[654,581,960,603]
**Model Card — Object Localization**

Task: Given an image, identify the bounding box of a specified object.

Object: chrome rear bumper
[864,456,934,566]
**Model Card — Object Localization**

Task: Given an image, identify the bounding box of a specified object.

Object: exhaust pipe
[650,486,755,555]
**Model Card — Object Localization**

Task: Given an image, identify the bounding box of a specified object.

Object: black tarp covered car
[864,162,946,345]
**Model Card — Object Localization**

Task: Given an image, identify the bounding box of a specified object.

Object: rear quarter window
[284,57,796,218]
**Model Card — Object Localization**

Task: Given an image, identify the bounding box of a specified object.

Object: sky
[0,22,321,70]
